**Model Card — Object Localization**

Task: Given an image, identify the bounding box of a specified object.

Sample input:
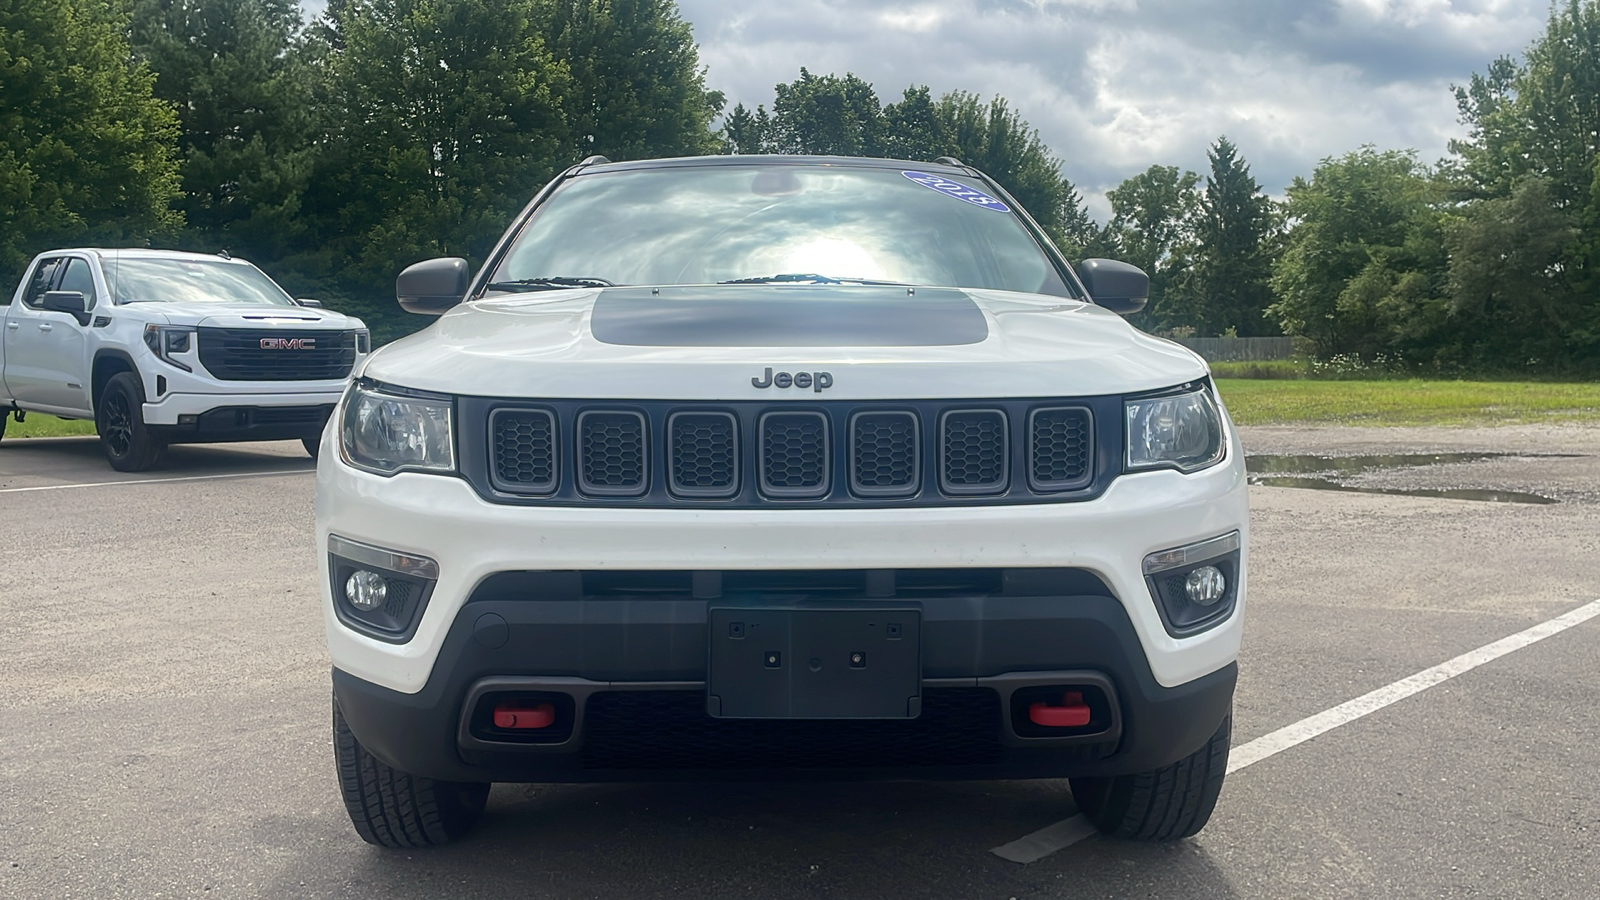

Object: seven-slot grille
[483,401,1097,505]
[196,327,356,381]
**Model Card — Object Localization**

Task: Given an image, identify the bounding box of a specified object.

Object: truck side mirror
[41,290,91,326]
[294,298,324,309]
[1077,259,1149,315]
[397,258,470,315]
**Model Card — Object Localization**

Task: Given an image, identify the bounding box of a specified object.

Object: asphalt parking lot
[2,426,1597,899]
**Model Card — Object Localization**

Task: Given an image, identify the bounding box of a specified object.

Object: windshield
[487,164,1073,297]
[104,257,298,307]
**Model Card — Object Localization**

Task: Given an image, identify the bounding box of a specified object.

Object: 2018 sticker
[901,171,1011,212]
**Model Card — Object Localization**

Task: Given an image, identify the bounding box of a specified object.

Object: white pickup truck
[1,248,368,470]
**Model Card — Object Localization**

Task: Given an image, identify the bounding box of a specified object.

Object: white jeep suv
[317,155,1248,848]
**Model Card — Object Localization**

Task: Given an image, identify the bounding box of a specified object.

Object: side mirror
[41,290,91,326]
[397,257,470,315]
[1077,259,1149,315]
[294,298,324,309]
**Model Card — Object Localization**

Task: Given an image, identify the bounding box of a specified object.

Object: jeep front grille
[473,397,1110,508]
[669,412,738,498]
[759,411,829,498]
[940,409,1008,495]
[850,411,919,497]
[577,411,647,496]
[491,409,557,493]
[1028,407,1094,492]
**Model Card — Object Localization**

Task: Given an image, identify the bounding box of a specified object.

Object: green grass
[4,414,97,438]
[1217,378,1600,426]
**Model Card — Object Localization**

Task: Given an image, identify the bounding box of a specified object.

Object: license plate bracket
[707,605,921,719]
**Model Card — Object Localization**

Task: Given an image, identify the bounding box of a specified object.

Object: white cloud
[294,0,1548,220]
[679,0,1547,218]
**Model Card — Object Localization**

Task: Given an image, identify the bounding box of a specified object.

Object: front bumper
[143,387,347,426]
[331,591,1238,783]
[318,427,1247,782]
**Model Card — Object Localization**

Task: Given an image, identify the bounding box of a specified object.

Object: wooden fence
[1174,336,1296,362]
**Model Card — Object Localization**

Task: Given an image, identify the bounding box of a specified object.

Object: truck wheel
[97,372,166,472]
[334,696,490,848]
[301,436,320,459]
[0,412,7,442]
[1070,713,1230,841]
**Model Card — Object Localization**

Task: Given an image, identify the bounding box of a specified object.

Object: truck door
[3,255,93,414]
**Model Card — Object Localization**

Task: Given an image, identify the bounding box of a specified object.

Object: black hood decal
[589,285,989,347]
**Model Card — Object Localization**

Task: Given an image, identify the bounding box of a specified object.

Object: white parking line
[992,596,1600,864]
[0,469,311,494]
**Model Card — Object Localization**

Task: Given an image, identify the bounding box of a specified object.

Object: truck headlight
[143,324,195,372]
[1125,385,1226,473]
[339,382,455,475]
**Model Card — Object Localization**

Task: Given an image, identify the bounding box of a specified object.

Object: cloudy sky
[303,0,1550,219]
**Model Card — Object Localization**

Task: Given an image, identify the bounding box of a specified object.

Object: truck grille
[473,398,1102,508]
[197,328,356,381]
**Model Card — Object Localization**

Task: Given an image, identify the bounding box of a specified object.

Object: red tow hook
[1027,691,1092,728]
[493,702,556,730]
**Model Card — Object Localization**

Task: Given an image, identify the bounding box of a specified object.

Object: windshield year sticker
[902,171,1011,212]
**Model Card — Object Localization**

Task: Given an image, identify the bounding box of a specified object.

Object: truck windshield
[104,258,298,307]
[487,163,1074,297]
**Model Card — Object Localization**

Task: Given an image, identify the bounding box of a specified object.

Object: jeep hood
[361,285,1207,400]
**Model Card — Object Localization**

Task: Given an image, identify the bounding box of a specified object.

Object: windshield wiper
[719,273,911,286]
[484,276,616,292]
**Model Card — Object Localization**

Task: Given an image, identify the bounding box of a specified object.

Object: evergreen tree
[1184,137,1278,336]
[543,0,722,162]
[0,0,181,288]
[129,0,317,262]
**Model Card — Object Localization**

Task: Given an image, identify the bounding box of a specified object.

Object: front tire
[333,696,490,848]
[301,436,320,459]
[1070,713,1231,841]
[97,372,166,472]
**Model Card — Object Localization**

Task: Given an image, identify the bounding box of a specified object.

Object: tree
[768,68,886,157]
[299,0,573,336]
[930,91,1086,250]
[1269,148,1448,360]
[542,0,722,162]
[1447,176,1583,367]
[1184,137,1278,336]
[0,0,181,289]
[1102,165,1199,331]
[129,0,318,262]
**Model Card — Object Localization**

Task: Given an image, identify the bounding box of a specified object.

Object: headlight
[1125,385,1226,473]
[339,382,455,475]
[143,324,195,372]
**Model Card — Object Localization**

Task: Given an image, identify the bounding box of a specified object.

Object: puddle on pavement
[1245,453,1561,505]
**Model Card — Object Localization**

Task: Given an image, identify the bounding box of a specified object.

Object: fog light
[1185,566,1227,606]
[345,570,388,610]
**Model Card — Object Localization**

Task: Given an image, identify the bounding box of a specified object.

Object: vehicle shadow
[0,435,313,482]
[270,780,1243,899]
